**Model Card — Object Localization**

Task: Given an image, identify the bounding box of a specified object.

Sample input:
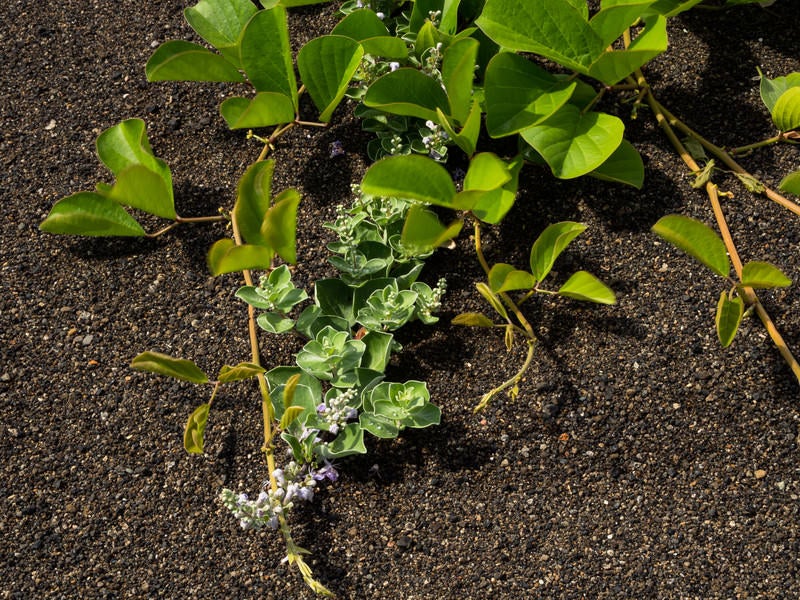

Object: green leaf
[362,155,457,206]
[207,239,274,275]
[315,278,355,325]
[651,215,730,278]
[779,170,800,196]
[401,205,463,253]
[405,402,441,428]
[590,1,658,47]
[217,362,265,383]
[475,281,508,321]
[184,0,258,67]
[436,101,481,156]
[261,188,300,264]
[220,93,296,129]
[587,15,667,86]
[691,159,715,189]
[588,139,644,188]
[488,263,537,293]
[715,292,744,348]
[145,41,245,83]
[257,312,296,333]
[476,0,603,72]
[758,67,800,114]
[131,351,209,383]
[463,152,512,191]
[233,160,273,247]
[359,412,399,439]
[360,331,394,372]
[557,271,616,304]
[322,422,367,458]
[298,35,364,122]
[469,155,523,224]
[771,87,800,132]
[734,172,765,194]
[484,52,577,138]
[184,403,211,454]
[452,312,496,327]
[529,221,587,282]
[279,405,306,430]
[363,68,451,123]
[240,6,297,106]
[739,261,791,289]
[40,192,146,237]
[332,8,390,38]
[441,37,479,123]
[647,0,704,18]
[95,119,175,219]
[521,105,624,179]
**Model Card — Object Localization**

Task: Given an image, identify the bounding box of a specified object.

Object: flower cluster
[317,389,359,435]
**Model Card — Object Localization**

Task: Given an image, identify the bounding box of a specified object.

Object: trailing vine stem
[630,67,800,384]
[230,206,333,597]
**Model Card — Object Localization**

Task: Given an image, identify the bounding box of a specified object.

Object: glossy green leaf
[401,205,463,253]
[262,188,300,264]
[484,52,577,138]
[217,362,266,383]
[332,8,389,38]
[315,278,355,325]
[207,239,274,275]
[442,37,479,123]
[131,351,209,383]
[476,0,603,72]
[588,139,644,188]
[359,412,399,439]
[220,93,296,129]
[184,403,211,454]
[715,292,744,348]
[298,35,364,122]
[233,160,273,247]
[647,0,704,17]
[651,215,730,278]
[758,68,800,114]
[452,312,496,327]
[469,155,523,224]
[463,152,512,191]
[184,0,257,66]
[362,155,457,206]
[779,170,800,196]
[96,119,175,219]
[590,0,658,47]
[436,101,481,156]
[363,68,451,123]
[771,87,800,132]
[521,105,624,179]
[587,15,668,86]
[257,312,296,334]
[40,192,146,237]
[360,331,394,372]
[557,271,616,304]
[529,221,587,282]
[322,423,367,458]
[740,261,791,289]
[145,41,245,83]
[488,263,537,293]
[240,6,297,106]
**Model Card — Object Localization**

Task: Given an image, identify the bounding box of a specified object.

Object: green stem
[729,133,786,155]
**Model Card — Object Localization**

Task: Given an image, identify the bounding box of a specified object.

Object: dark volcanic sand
[3,2,800,598]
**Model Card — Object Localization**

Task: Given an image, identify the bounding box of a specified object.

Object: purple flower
[313,461,339,483]
[330,140,345,158]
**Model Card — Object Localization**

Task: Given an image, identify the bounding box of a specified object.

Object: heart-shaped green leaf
[105,164,176,220]
[146,41,245,83]
[436,101,481,156]
[758,67,800,114]
[240,6,297,106]
[651,215,730,278]
[220,93,296,129]
[321,422,367,458]
[715,292,744,348]
[587,15,668,86]
[484,52,576,138]
[298,35,364,122]
[557,271,616,305]
[442,37,479,123]
[771,87,800,132]
[362,155,457,206]
[207,239,274,275]
[590,0,658,47]
[40,192,146,237]
[401,205,463,254]
[131,351,209,383]
[233,160,273,247]
[184,403,211,454]
[779,170,800,196]
[488,263,537,293]
[588,139,644,188]
[529,221,587,282]
[184,0,258,67]
[521,105,624,179]
[261,188,300,264]
[364,68,451,123]
[739,261,791,289]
